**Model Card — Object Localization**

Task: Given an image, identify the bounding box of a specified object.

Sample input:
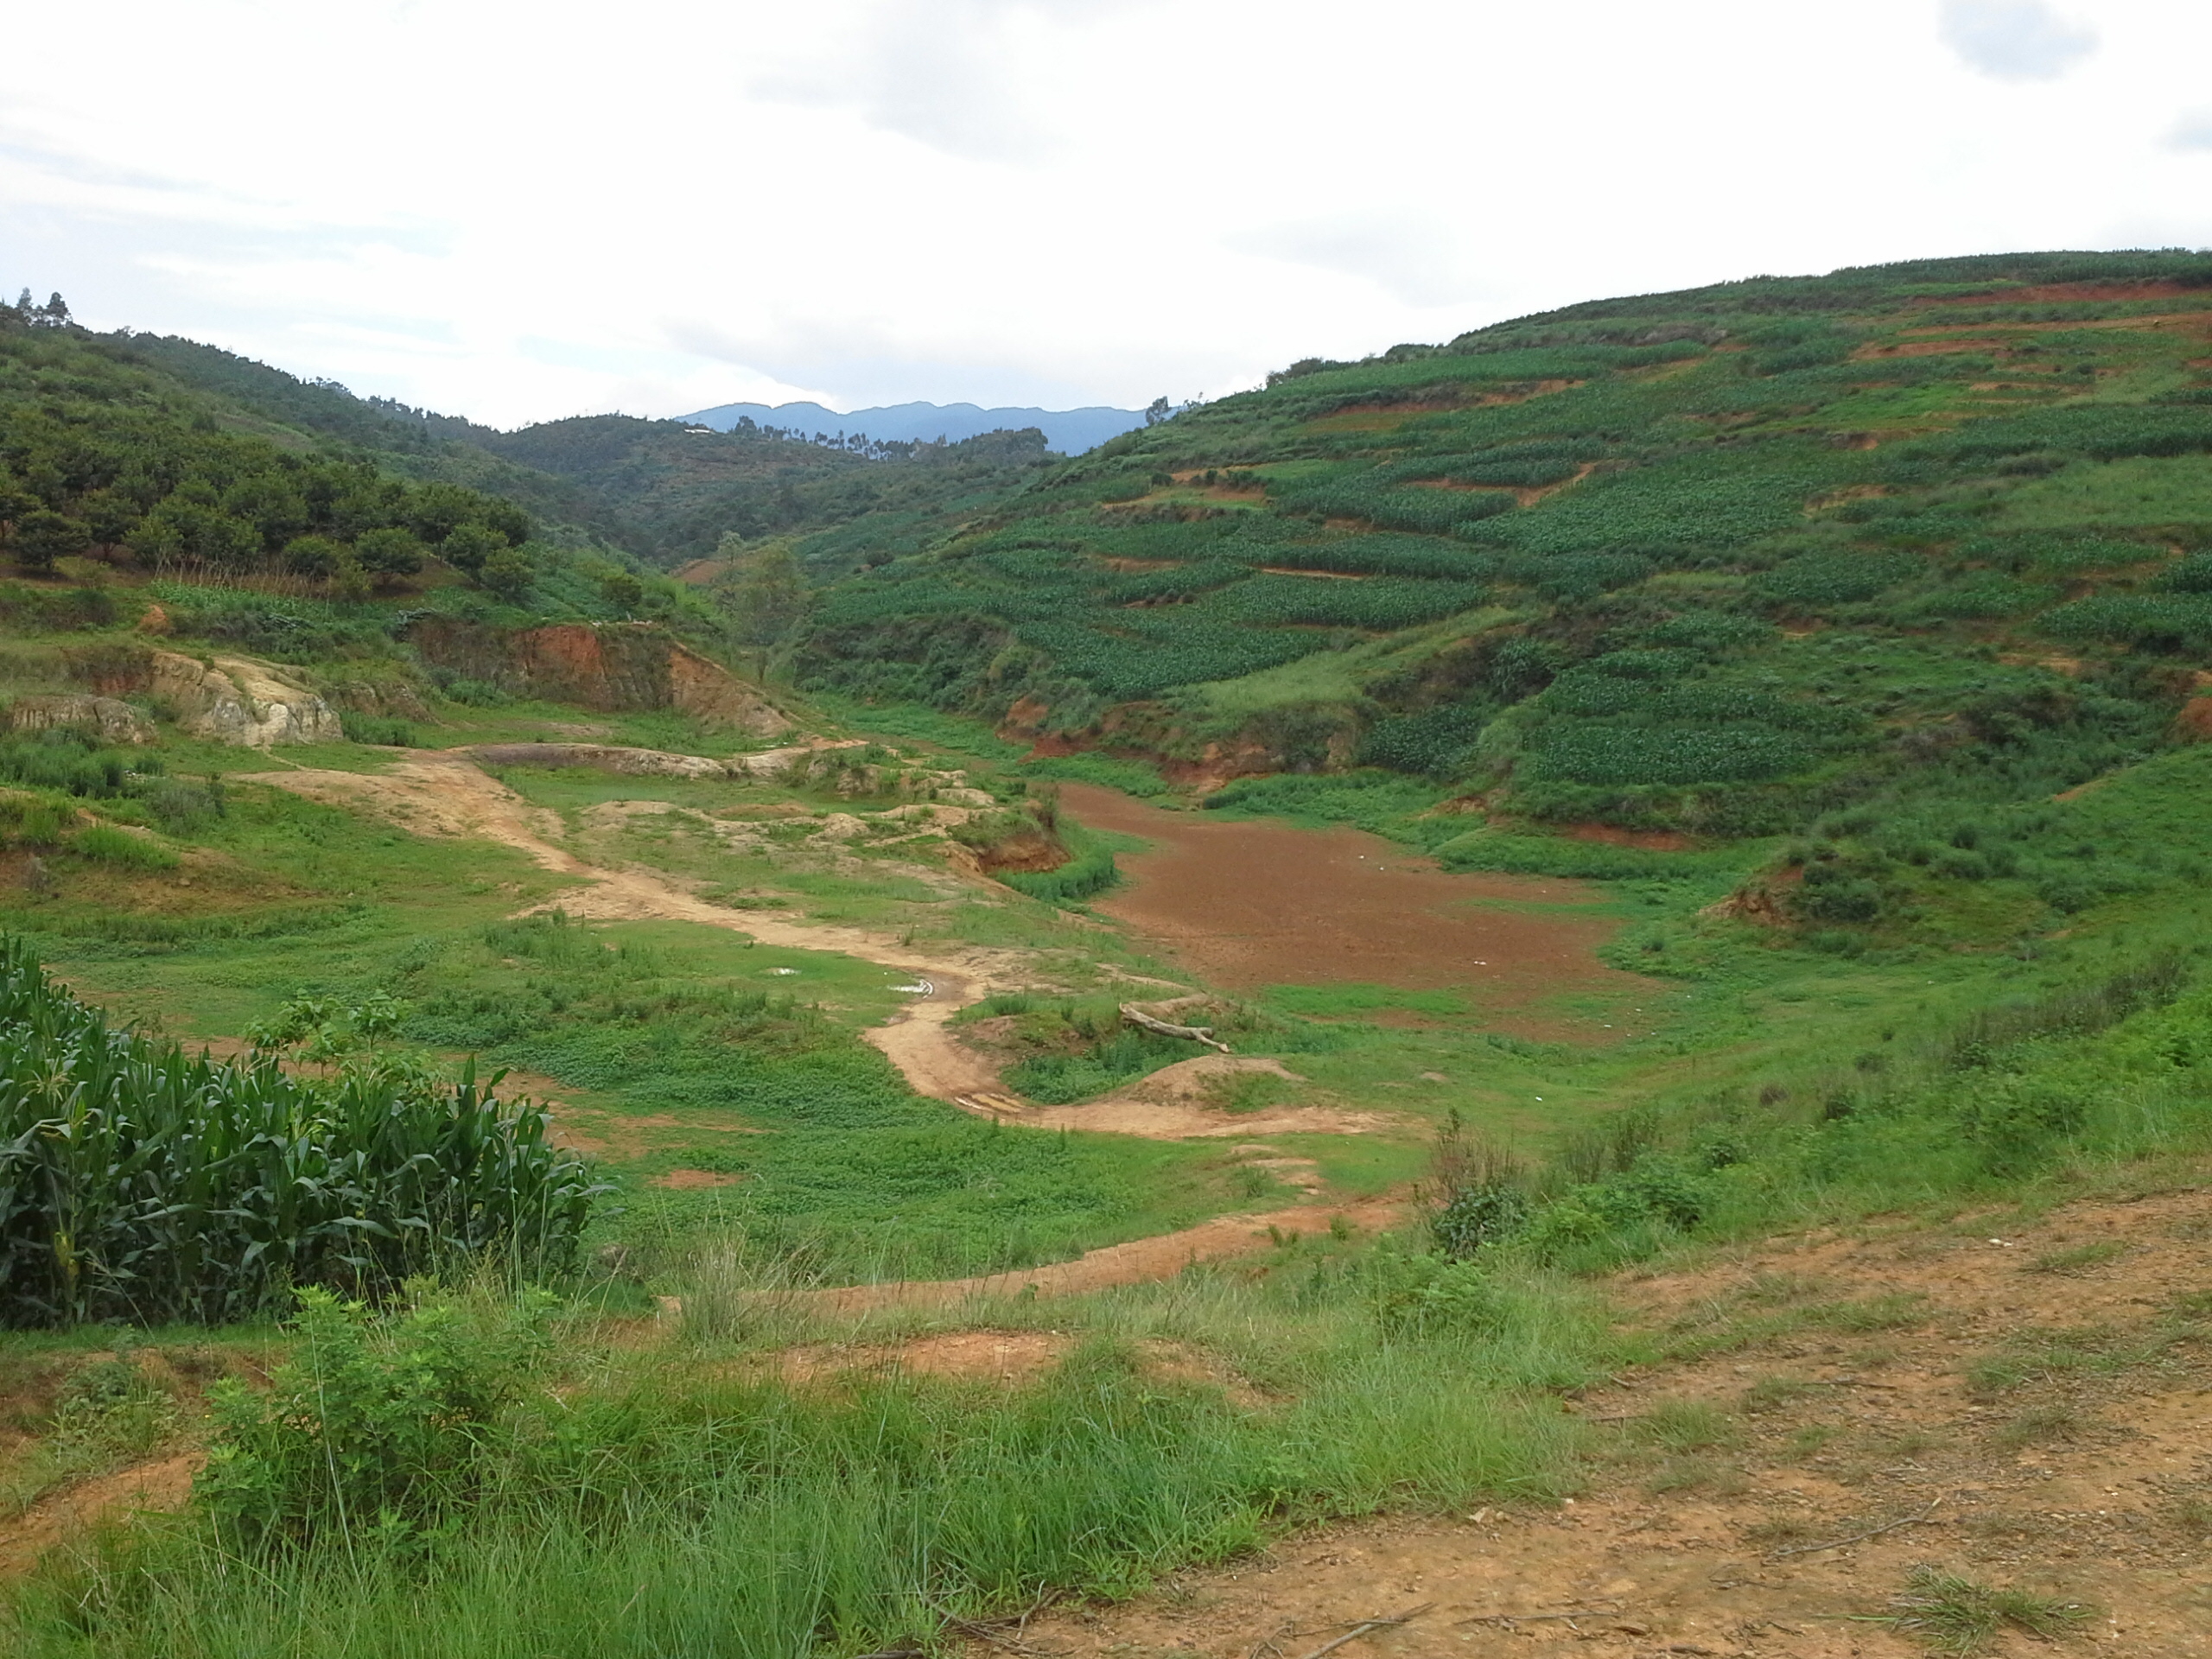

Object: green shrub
[1430,1181,1531,1258]
[1365,1247,1513,1337]
[1955,1076,2089,1174]
[202,1287,556,1549]
[1006,1027,1188,1103]
[340,711,420,747]
[997,830,1119,903]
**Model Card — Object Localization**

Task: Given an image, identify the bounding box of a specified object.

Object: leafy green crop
[0,937,606,1327]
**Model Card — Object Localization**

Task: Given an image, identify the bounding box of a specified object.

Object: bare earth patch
[817,1199,1407,1313]
[1007,1181,2212,1657]
[1058,784,1656,1040]
[0,1452,201,1578]
[1023,1056,1394,1141]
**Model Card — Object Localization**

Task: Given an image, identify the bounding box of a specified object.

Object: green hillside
[798,250,2212,939]
[7,256,2212,1659]
[76,327,1057,571]
[462,413,1056,571]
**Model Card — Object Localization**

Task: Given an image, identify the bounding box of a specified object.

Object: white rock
[149,652,343,747]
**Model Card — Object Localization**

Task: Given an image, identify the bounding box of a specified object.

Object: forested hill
[678,398,1146,455]
[16,319,1057,572]
[456,414,1056,571]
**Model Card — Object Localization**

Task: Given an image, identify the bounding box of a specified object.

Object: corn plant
[0,936,607,1328]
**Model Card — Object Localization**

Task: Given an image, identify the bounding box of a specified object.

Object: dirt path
[239,753,1020,1103]
[815,1198,1408,1312]
[1007,1181,2212,1657]
[1057,784,1656,1041]
[1022,1054,1395,1140]
[0,1452,201,1578]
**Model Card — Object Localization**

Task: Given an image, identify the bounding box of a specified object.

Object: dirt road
[240,752,1016,1103]
[814,1198,1408,1311]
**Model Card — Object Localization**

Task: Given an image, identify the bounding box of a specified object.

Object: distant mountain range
[677,399,1145,454]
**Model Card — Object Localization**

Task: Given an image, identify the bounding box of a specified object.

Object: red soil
[2174,697,2212,742]
[1058,785,1653,1033]
[1561,823,1694,852]
[1921,278,2196,306]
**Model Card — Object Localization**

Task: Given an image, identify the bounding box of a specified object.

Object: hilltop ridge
[677,398,1146,455]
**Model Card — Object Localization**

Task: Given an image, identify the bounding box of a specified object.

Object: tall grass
[0,937,607,1327]
[5,1259,1606,1659]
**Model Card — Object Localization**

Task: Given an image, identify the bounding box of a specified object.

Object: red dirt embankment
[1058,785,1652,1035]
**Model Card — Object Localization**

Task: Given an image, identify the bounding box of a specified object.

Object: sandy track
[814,1198,1408,1312]
[1022,1054,1395,1140]
[239,753,1024,1103]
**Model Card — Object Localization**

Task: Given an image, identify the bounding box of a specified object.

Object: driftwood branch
[1287,1605,1433,1659]
[1121,1002,1231,1053]
[1764,1494,1944,1560]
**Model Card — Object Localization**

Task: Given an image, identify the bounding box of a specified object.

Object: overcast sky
[3,0,2208,429]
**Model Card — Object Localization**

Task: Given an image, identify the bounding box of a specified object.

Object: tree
[79,492,138,550]
[12,509,88,574]
[1144,396,1173,427]
[714,539,808,673]
[283,535,346,580]
[124,499,261,572]
[0,478,36,534]
[439,523,504,578]
[355,526,426,582]
[409,482,488,544]
[478,544,534,602]
[598,569,645,614]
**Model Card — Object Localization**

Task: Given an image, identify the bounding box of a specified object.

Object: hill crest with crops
[796,250,2212,938]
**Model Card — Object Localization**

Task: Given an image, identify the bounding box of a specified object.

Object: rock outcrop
[5,694,156,746]
[406,619,791,738]
[149,652,344,747]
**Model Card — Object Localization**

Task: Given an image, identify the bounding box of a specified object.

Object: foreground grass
[9,946,2211,1656]
[4,1260,1610,1659]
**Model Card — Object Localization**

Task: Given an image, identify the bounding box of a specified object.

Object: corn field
[0,937,606,1328]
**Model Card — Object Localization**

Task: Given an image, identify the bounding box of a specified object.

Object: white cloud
[1231,211,1491,308]
[2171,108,2212,151]
[1,1,2207,426]
[1939,0,2098,81]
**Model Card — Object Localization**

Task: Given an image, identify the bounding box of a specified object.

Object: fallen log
[1120,1002,1231,1053]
